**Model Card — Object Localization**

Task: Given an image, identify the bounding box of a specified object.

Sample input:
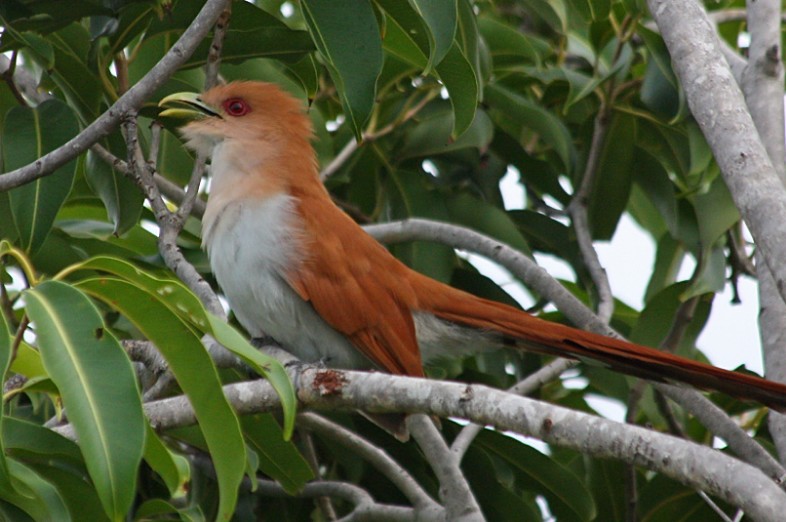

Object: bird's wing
[286,194,424,376]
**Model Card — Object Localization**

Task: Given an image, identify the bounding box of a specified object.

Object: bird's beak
[158,92,221,120]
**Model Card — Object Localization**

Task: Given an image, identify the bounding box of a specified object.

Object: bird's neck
[202,135,326,242]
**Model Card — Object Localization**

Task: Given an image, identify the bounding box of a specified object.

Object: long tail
[419,280,786,411]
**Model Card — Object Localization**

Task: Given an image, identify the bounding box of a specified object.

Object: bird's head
[159,81,313,156]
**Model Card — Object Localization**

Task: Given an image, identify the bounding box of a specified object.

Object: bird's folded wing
[286,196,424,376]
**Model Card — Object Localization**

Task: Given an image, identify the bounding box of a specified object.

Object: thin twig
[320,91,437,180]
[299,412,439,510]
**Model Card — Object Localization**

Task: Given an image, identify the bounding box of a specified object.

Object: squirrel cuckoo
[159,81,786,412]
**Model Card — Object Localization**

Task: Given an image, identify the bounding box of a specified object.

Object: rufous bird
[159,81,786,415]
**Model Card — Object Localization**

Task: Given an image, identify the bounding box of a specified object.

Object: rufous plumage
[159,81,786,412]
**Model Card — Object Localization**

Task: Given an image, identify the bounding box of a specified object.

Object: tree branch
[0,0,231,191]
[406,414,483,521]
[298,413,440,512]
[366,217,783,477]
[648,0,786,308]
[53,369,786,520]
[737,0,786,465]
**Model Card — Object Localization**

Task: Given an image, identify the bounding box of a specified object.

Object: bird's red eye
[223,98,250,117]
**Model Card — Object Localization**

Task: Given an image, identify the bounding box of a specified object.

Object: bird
[158,81,786,416]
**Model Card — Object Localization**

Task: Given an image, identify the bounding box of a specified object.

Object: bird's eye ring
[223,98,250,117]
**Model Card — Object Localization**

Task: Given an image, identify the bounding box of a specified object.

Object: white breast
[203,192,376,370]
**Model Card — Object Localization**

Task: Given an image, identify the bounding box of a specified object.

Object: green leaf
[377,0,429,68]
[143,421,190,499]
[692,176,739,249]
[407,0,456,72]
[85,134,144,235]
[385,170,455,282]
[486,83,576,174]
[241,414,314,494]
[0,311,14,491]
[524,0,568,34]
[643,234,684,305]
[588,112,636,239]
[446,193,531,257]
[66,256,296,437]
[3,460,71,521]
[631,282,711,352]
[2,99,79,254]
[46,24,103,120]
[74,276,246,521]
[435,41,479,136]
[301,0,383,138]
[399,106,493,158]
[478,429,596,521]
[24,281,145,520]
[479,16,548,68]
[0,28,54,67]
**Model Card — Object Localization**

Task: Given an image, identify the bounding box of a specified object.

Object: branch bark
[648,0,786,308]
[736,0,786,464]
[54,369,786,521]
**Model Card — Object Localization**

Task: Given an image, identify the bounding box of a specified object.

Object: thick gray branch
[55,370,786,521]
[648,0,786,307]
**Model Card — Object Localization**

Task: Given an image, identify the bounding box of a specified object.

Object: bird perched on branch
[159,81,786,415]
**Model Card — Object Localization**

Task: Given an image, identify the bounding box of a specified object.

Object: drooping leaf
[241,414,314,494]
[301,0,383,138]
[587,111,636,239]
[477,429,596,521]
[435,41,479,136]
[66,255,296,437]
[485,83,576,174]
[85,133,144,235]
[143,421,190,499]
[385,170,455,282]
[407,0,456,72]
[2,99,79,254]
[75,276,244,521]
[24,280,145,520]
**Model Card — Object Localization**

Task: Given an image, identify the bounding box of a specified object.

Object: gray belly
[204,197,376,370]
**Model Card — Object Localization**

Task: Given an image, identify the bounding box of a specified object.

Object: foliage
[0,0,771,520]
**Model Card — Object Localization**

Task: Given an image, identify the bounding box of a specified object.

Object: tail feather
[422,285,786,412]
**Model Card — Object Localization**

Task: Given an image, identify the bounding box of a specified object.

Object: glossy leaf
[588,112,636,240]
[398,107,493,158]
[75,277,246,521]
[24,281,145,520]
[479,16,548,67]
[85,134,144,235]
[241,414,314,494]
[485,83,576,173]
[143,422,190,499]
[477,429,596,521]
[66,255,296,437]
[2,99,79,254]
[386,170,455,282]
[302,0,383,138]
[45,24,103,120]
[408,0,456,71]
[435,41,479,136]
